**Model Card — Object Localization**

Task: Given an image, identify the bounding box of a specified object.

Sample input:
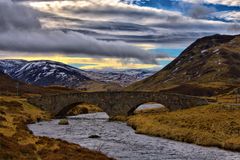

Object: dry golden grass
[67,103,103,116]
[110,107,169,122]
[128,104,240,151]
[134,107,169,115]
[109,115,128,122]
[216,94,240,103]
[0,96,114,160]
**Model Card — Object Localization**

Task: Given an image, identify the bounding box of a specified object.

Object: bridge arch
[129,102,167,115]
[56,102,103,118]
[127,100,171,115]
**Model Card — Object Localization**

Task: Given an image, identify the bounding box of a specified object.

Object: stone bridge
[28,92,209,117]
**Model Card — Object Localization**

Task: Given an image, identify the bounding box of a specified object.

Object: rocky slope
[126,34,240,96]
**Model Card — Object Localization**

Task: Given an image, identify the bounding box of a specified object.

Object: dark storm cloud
[62,3,181,21]
[47,12,223,32]
[79,21,154,32]
[51,16,155,32]
[97,32,216,43]
[35,2,232,47]
[45,14,222,45]
[62,28,215,45]
[0,30,158,64]
[0,1,41,31]
[0,0,160,64]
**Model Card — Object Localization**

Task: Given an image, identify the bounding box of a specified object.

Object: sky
[0,0,239,70]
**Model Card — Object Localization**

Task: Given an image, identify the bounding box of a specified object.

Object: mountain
[0,69,4,75]
[0,60,91,87]
[84,69,156,86]
[126,34,240,96]
[0,60,154,91]
[0,68,75,96]
[0,60,120,91]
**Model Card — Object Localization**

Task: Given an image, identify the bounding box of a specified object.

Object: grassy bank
[0,96,113,160]
[127,104,240,151]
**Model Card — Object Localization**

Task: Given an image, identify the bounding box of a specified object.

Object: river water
[28,112,240,160]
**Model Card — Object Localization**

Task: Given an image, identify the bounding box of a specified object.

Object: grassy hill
[126,34,240,96]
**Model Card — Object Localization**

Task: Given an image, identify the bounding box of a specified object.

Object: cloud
[211,11,240,32]
[0,55,159,70]
[183,0,240,6]
[187,4,216,19]
[228,23,240,32]
[0,30,158,64]
[24,0,238,49]
[1,0,239,68]
[0,0,159,64]
[213,11,240,22]
[0,0,40,31]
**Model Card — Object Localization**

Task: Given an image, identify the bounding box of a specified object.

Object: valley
[0,0,240,159]
[1,34,240,160]
[28,112,240,160]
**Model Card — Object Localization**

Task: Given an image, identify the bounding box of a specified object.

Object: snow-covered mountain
[0,59,155,89]
[84,69,156,86]
[0,60,91,88]
[0,59,27,74]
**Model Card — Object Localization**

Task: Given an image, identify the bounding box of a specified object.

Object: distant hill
[84,69,156,86]
[0,60,155,91]
[126,34,240,96]
[0,69,77,97]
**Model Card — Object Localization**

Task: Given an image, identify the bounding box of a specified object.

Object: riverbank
[0,96,113,160]
[127,104,240,152]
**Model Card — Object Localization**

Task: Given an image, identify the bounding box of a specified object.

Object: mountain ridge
[126,34,240,96]
[0,59,155,91]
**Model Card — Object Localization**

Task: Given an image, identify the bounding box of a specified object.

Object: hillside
[126,34,240,96]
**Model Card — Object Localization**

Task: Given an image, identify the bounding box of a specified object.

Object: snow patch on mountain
[0,59,156,88]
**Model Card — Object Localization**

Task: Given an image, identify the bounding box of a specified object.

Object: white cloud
[213,11,240,21]
[183,0,240,6]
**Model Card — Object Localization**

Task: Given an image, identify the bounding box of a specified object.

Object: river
[28,112,240,160]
